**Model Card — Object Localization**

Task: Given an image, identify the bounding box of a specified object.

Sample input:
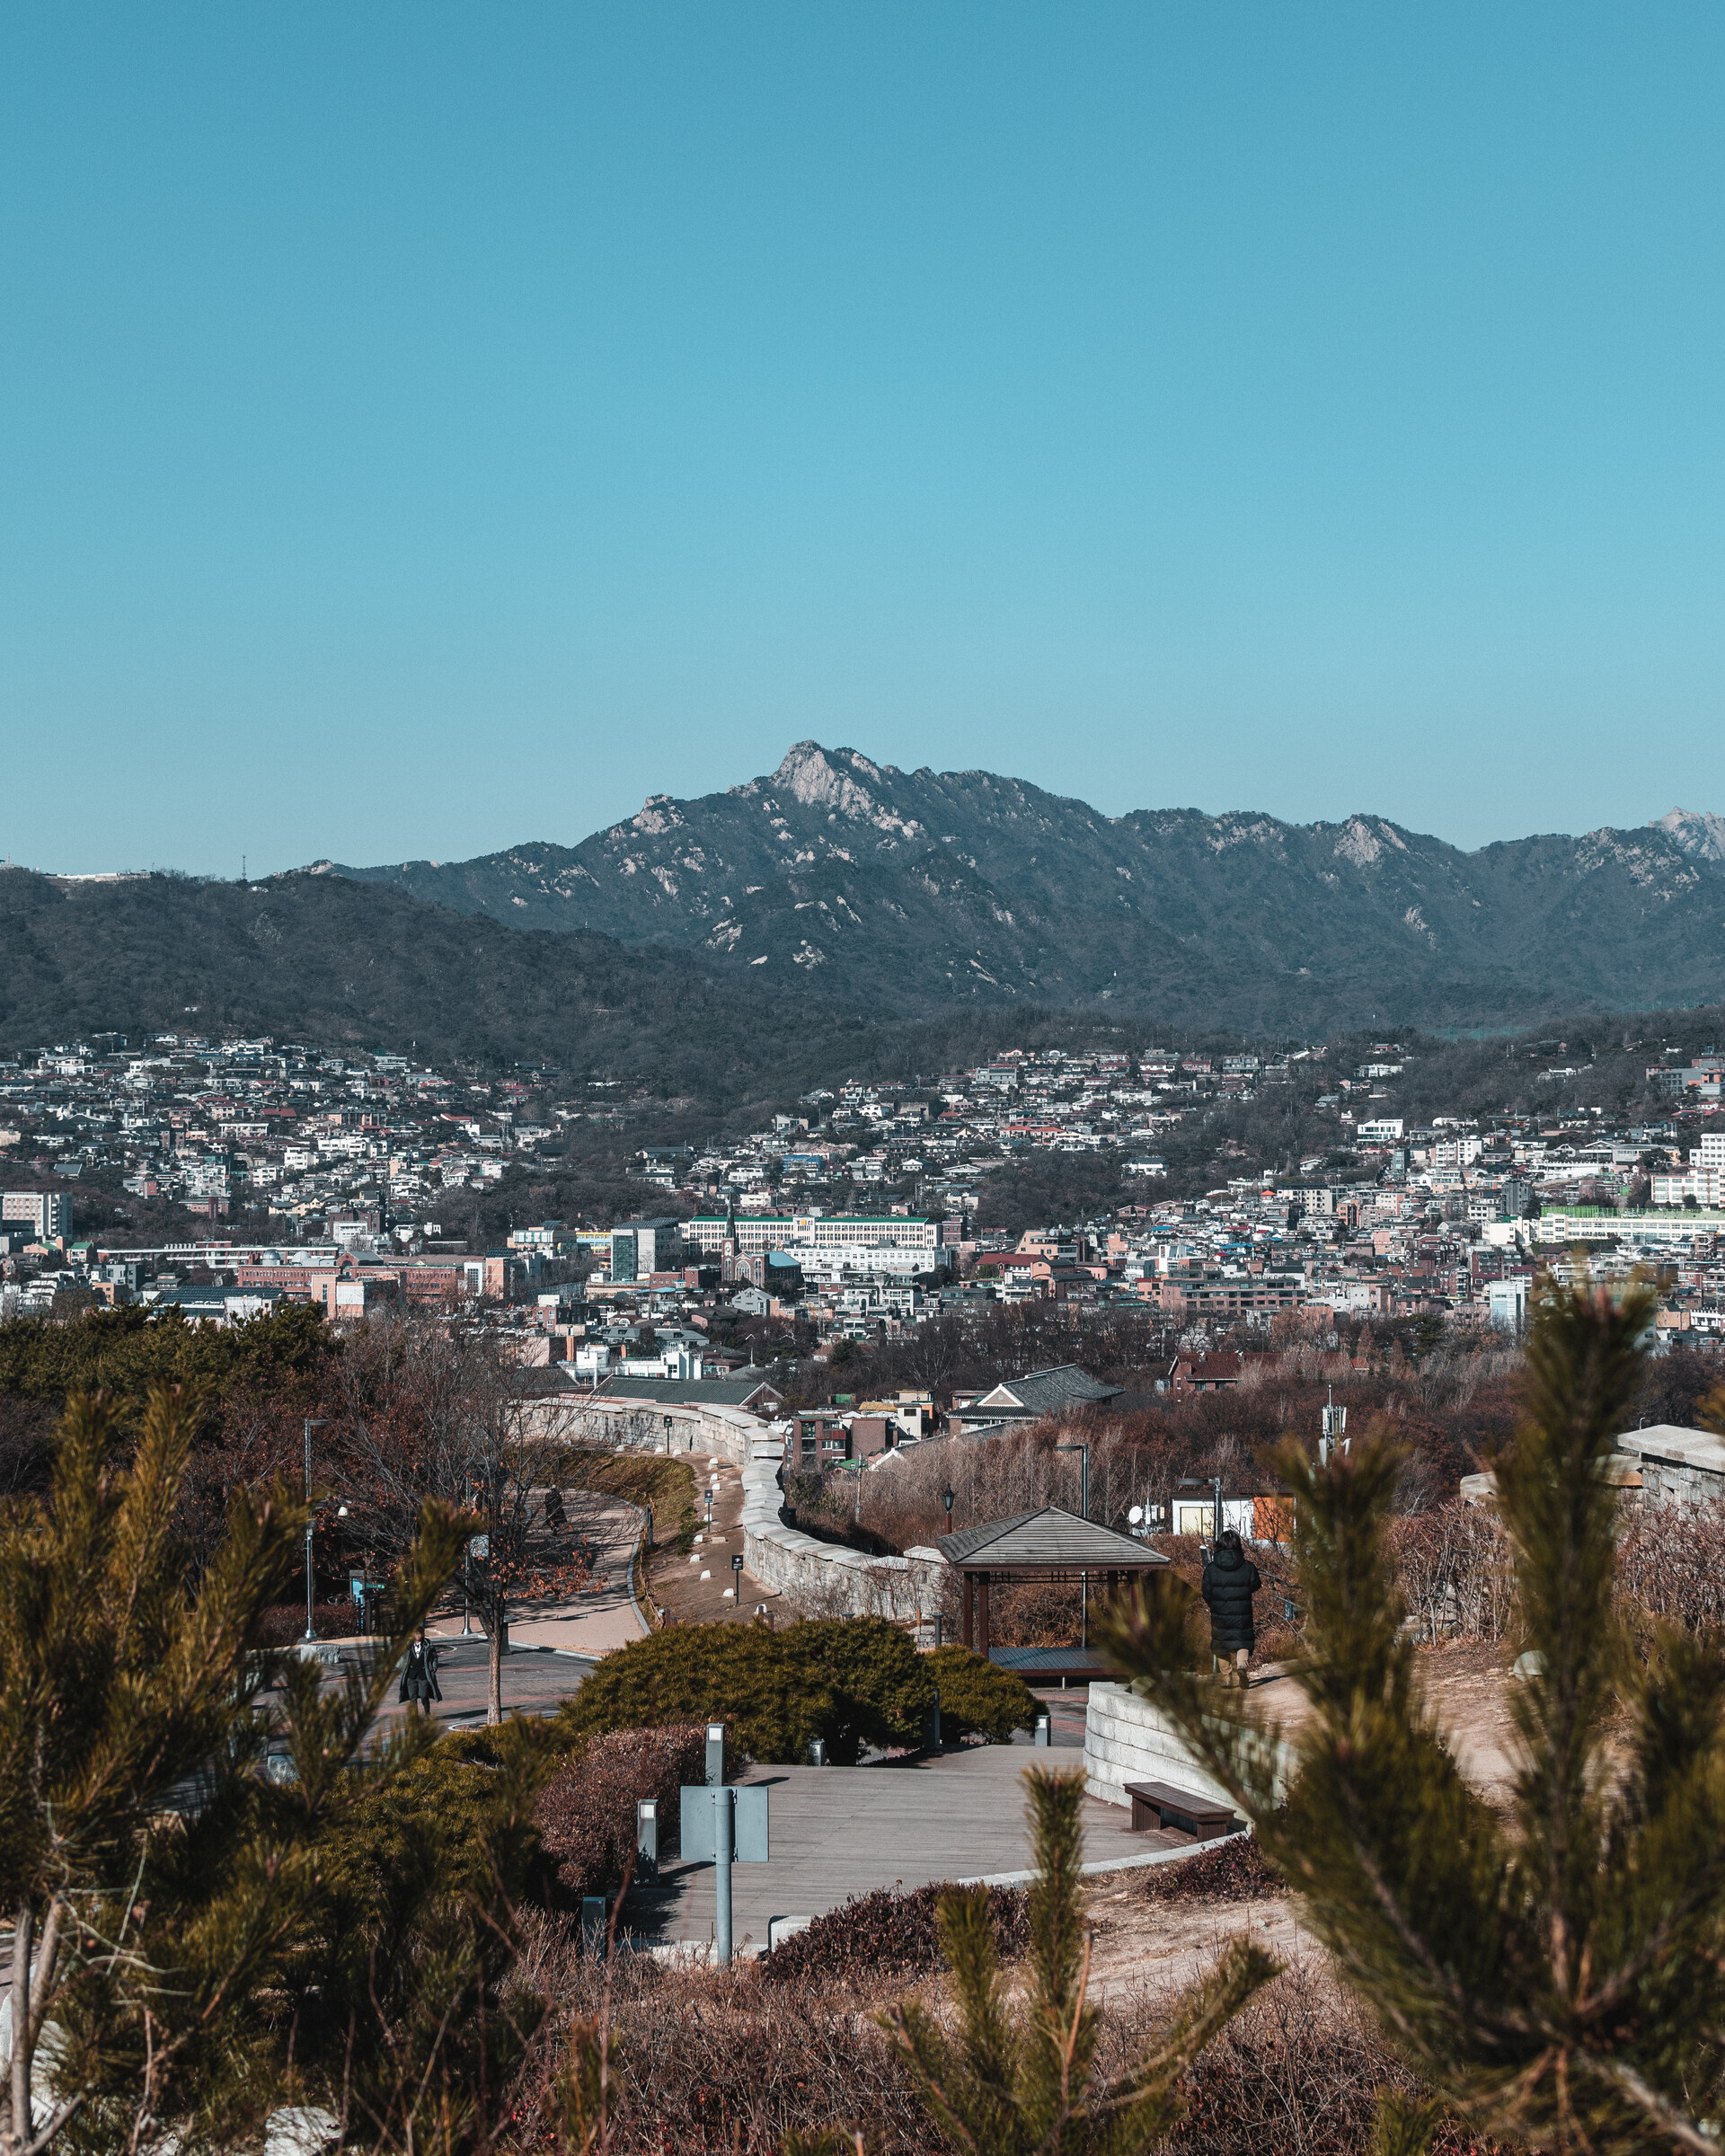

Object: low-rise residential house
[948,1364,1120,1435]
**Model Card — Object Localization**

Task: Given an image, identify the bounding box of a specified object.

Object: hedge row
[756,1878,1031,1988]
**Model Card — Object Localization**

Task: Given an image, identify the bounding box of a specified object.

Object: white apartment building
[685,1212,942,1259]
[3,1190,73,1240]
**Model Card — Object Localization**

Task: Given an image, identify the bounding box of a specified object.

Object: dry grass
[1167,1956,1426,2156]
[498,1904,1471,2156]
[503,1913,936,2153]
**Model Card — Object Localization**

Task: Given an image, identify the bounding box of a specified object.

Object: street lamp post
[939,1486,956,1647]
[302,1418,328,1644]
[1056,1442,1090,1649]
[664,1415,674,1456]
[1177,1473,1225,1544]
[463,1474,481,1637]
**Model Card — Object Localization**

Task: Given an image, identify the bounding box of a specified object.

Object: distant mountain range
[307,743,1725,1031]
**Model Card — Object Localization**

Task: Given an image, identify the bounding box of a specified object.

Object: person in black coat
[399,1629,443,1710]
[1200,1528,1261,1686]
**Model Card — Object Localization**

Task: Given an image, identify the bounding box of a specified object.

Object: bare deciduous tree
[326,1311,589,1723]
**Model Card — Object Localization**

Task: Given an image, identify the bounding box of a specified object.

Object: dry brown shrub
[1388,1502,1517,1645]
[756,1879,1029,1991]
[1384,1495,1725,1648]
[254,1598,359,1645]
[533,1724,706,1906]
[1164,1957,1426,2156]
[1614,1498,1725,1633]
[1138,1833,1287,1904]
[500,1913,1477,2156]
[502,1913,935,2154]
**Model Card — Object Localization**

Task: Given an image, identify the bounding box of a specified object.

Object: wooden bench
[1123,1779,1238,1840]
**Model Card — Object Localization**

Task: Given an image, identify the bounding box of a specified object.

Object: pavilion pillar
[977,1574,991,1658]
[962,1571,974,1650]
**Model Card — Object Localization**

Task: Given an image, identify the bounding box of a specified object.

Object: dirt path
[645,1451,775,1626]
[1080,1642,1526,2000]
[1248,1644,1524,1805]
[1082,1874,1310,2004]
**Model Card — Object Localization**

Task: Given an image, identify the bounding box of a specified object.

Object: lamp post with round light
[300,1417,349,1645]
[301,1418,327,1644]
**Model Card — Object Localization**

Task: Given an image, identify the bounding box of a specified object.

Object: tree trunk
[487,1609,507,1726]
[8,1896,32,2146]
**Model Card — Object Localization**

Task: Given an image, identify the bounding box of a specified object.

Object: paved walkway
[623,1697,1197,1955]
[429,1492,650,1659]
[331,1635,594,1731]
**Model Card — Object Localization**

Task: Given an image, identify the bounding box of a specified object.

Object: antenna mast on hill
[1319,1384,1347,1465]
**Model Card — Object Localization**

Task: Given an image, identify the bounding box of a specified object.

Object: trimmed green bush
[554,1622,827,1763]
[553,1616,938,1765]
[925,1642,1039,1744]
[779,1616,935,1763]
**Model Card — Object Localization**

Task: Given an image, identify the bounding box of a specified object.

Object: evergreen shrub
[553,1616,937,1764]
[924,1640,1039,1743]
[776,1615,934,1762]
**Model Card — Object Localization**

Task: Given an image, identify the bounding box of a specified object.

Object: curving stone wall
[1084,1681,1291,1809]
[553,1392,757,1464]
[741,1428,949,1621]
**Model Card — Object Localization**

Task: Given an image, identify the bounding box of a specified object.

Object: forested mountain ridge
[313,742,1725,1027]
[0,865,1117,1108]
[0,868,790,1100]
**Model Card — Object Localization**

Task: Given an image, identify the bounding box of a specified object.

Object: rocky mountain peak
[771,740,887,818]
[1654,808,1725,865]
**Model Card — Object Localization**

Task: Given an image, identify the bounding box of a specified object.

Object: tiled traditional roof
[965,1365,1122,1417]
[936,1505,1168,1569]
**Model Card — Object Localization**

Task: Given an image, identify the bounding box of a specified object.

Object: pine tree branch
[878,1998,1001,2156]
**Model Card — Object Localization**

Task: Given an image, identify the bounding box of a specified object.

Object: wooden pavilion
[934,1506,1170,1685]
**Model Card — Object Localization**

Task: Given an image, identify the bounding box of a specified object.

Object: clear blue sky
[4,4,1723,876]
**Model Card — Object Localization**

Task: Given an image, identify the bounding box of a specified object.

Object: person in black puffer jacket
[1201,1528,1261,1687]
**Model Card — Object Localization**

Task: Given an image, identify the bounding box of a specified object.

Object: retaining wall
[741,1429,948,1620]
[1084,1681,1291,1809]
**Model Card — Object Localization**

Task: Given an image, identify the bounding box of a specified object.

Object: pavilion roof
[935,1505,1169,1570]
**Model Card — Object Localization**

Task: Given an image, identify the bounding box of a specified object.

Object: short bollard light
[705,1720,726,1788]
[1034,1712,1052,1748]
[636,1796,659,1885]
[581,1896,606,1955]
[808,1737,827,1767]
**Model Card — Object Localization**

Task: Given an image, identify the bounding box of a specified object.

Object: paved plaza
[620,1694,1209,1956]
